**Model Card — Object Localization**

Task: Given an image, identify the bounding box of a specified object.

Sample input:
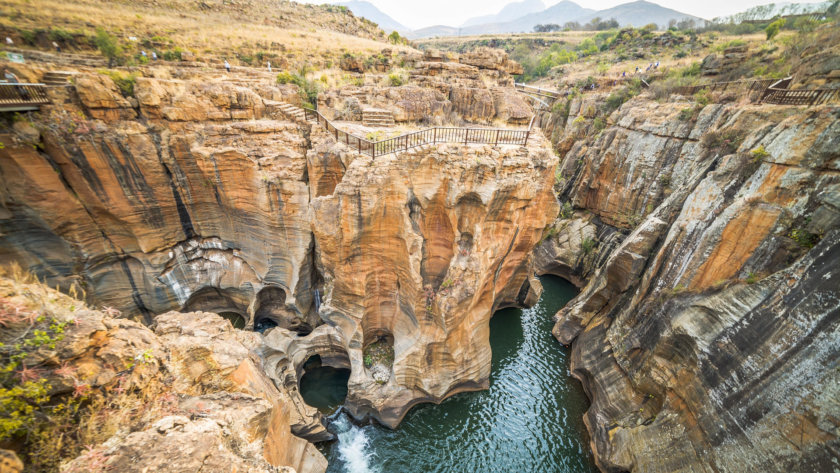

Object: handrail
[673,77,783,97]
[303,108,534,158]
[515,83,561,100]
[762,86,840,106]
[0,83,50,107]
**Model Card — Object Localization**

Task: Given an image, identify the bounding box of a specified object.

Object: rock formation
[0,272,325,472]
[319,48,531,125]
[0,53,556,462]
[536,93,840,471]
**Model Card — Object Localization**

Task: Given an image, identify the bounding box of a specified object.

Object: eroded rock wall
[0,69,559,435]
[0,75,316,328]
[306,136,558,427]
[544,96,840,472]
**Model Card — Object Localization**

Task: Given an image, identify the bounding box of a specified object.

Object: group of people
[221,59,272,73]
[621,61,660,77]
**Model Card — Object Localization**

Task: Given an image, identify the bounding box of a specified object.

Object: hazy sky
[299,0,821,30]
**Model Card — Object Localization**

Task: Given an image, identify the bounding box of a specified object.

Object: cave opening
[298,354,351,414]
[253,286,313,336]
[181,287,248,330]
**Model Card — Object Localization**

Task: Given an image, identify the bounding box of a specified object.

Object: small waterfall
[330,413,378,473]
[314,288,321,313]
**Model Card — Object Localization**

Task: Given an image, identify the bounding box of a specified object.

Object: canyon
[1,16,839,473]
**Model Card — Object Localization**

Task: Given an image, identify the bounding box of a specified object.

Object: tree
[388,31,407,45]
[93,28,122,66]
[765,18,786,40]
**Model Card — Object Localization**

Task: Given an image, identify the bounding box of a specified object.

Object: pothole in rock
[253,286,314,336]
[363,333,395,384]
[181,286,248,330]
[299,355,351,415]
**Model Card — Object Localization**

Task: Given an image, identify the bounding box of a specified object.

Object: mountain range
[336,0,823,39]
[336,1,408,32]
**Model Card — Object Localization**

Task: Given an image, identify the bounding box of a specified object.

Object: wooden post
[524,129,530,147]
[495,129,500,146]
[433,128,437,144]
[464,129,469,146]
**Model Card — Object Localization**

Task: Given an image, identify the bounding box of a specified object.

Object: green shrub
[276,72,295,84]
[387,72,404,86]
[100,70,137,97]
[581,237,597,255]
[19,30,37,45]
[388,31,407,45]
[765,18,786,40]
[604,80,642,113]
[162,48,183,61]
[702,129,744,155]
[1,298,69,441]
[750,145,770,162]
[48,28,75,42]
[789,228,819,249]
[559,201,574,219]
[93,28,123,66]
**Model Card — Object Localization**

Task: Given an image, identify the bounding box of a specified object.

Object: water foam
[332,413,378,473]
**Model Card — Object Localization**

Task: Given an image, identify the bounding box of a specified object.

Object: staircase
[362,108,395,127]
[268,101,306,123]
[42,71,78,86]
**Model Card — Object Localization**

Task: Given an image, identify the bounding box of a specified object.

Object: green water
[303,276,597,473]
[299,356,351,414]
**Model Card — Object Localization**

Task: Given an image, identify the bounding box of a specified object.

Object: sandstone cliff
[0,270,325,473]
[0,60,557,463]
[536,94,840,471]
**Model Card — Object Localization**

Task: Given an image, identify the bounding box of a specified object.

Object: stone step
[41,70,78,86]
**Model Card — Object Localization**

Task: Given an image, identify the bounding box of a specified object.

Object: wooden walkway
[0,83,50,112]
[303,108,535,158]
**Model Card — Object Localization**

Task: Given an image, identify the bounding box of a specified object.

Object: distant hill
[408,0,701,38]
[573,0,703,28]
[461,0,546,27]
[336,1,408,32]
[485,0,595,33]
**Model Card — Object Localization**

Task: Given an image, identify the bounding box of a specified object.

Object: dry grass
[0,0,416,64]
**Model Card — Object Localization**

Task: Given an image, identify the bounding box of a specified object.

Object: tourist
[151,51,157,61]
[52,41,61,53]
[141,50,147,58]
[267,61,272,72]
[224,59,231,73]
[3,68,29,100]
[5,37,12,45]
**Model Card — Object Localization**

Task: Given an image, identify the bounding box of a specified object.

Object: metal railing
[672,77,779,97]
[761,76,839,106]
[515,83,561,100]
[304,108,534,158]
[0,83,50,110]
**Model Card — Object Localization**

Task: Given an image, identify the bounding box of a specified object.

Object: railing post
[465,129,469,146]
[433,128,437,144]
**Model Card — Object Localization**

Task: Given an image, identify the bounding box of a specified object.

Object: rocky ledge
[535,95,840,472]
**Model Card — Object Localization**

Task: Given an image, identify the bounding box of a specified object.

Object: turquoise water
[300,356,352,414]
[303,276,596,473]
